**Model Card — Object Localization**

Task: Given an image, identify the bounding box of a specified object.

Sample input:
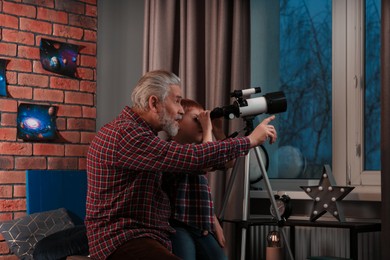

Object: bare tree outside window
[365,0,381,171]
[278,0,332,178]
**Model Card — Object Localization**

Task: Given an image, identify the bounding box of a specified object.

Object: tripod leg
[240,153,251,260]
[219,156,243,220]
[253,147,280,218]
[253,146,295,260]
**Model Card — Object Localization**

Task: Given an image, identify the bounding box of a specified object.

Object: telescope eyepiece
[230,87,262,98]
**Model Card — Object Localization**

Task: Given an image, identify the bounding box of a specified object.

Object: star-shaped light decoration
[300,165,354,222]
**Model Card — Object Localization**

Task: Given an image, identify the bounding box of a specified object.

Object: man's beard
[159,108,180,137]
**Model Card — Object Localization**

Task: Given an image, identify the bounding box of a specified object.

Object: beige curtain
[143,0,250,258]
[143,0,250,102]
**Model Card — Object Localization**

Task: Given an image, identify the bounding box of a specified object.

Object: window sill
[250,181,381,202]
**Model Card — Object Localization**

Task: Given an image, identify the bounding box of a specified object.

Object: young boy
[162,99,229,260]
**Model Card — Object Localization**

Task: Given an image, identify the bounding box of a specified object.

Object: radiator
[248,225,380,260]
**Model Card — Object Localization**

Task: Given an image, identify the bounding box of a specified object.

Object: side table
[223,218,381,260]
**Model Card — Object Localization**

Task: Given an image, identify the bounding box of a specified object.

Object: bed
[0,170,90,260]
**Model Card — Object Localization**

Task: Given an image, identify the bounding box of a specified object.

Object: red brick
[57,104,82,117]
[80,0,97,5]
[65,144,89,157]
[80,131,95,143]
[69,40,96,55]
[57,131,80,143]
[80,55,96,68]
[0,241,10,254]
[67,118,95,131]
[78,157,86,169]
[2,29,35,46]
[65,91,93,106]
[33,143,64,156]
[13,185,25,198]
[37,7,68,24]
[80,80,96,93]
[0,43,16,56]
[69,14,96,30]
[7,85,33,99]
[82,106,96,119]
[0,142,32,156]
[17,46,40,59]
[0,171,25,184]
[34,88,64,102]
[47,157,78,170]
[3,2,36,18]
[0,213,13,222]
[56,0,85,14]
[50,77,79,90]
[5,72,17,85]
[23,0,54,8]
[7,58,32,72]
[0,14,18,29]
[53,24,83,40]
[15,156,46,169]
[14,212,27,220]
[20,18,52,35]
[85,4,97,17]
[0,186,12,198]
[0,156,14,169]
[0,199,26,212]
[0,128,17,141]
[0,99,17,112]
[84,29,96,42]
[0,255,20,260]
[1,114,17,127]
[56,118,66,130]
[76,67,94,80]
[18,73,49,87]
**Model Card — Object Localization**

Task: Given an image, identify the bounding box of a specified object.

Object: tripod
[219,117,294,260]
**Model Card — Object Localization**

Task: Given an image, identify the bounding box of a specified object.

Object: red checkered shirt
[85,106,250,259]
[162,172,215,232]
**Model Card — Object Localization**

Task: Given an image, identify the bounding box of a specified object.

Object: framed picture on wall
[0,59,9,97]
[39,38,82,78]
[17,103,58,141]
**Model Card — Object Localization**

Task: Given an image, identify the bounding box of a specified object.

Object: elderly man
[85,70,277,259]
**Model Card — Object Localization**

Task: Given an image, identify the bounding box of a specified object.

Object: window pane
[275,0,332,179]
[364,0,381,171]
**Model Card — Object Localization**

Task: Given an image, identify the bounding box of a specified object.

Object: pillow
[0,208,74,260]
[33,225,89,260]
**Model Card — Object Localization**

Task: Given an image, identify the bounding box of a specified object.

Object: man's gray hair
[131,70,181,111]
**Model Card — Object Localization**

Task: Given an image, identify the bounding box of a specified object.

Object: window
[250,0,381,191]
[364,0,381,171]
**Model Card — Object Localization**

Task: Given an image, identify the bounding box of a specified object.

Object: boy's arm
[197,111,213,143]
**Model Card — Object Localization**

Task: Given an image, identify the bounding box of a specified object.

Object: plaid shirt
[85,106,250,259]
[162,172,215,232]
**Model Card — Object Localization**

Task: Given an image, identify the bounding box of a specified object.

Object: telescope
[210,87,287,120]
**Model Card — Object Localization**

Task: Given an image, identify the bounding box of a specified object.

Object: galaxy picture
[0,59,8,97]
[17,103,58,141]
[40,38,80,78]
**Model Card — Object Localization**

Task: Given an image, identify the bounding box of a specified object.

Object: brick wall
[0,0,97,258]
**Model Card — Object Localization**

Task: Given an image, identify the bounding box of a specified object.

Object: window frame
[333,0,381,190]
[250,0,381,200]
